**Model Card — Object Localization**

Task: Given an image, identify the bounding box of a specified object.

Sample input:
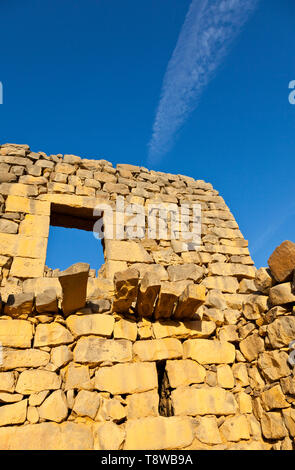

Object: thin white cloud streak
[148,0,259,162]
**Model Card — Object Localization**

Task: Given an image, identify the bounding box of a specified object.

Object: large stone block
[171,387,237,416]
[0,319,33,348]
[267,316,295,348]
[183,339,235,364]
[5,195,50,215]
[113,268,139,313]
[34,322,74,347]
[173,284,206,320]
[95,362,158,394]
[268,241,295,282]
[152,319,216,339]
[58,262,90,315]
[0,348,50,371]
[38,390,68,423]
[124,417,194,450]
[136,272,161,317]
[18,214,50,238]
[0,372,16,393]
[257,350,291,381]
[220,415,250,442]
[66,314,114,338]
[74,337,132,364]
[105,240,153,262]
[126,390,159,419]
[269,282,295,306]
[133,338,183,361]
[209,263,256,279]
[166,359,206,388]
[0,399,27,426]
[10,256,45,278]
[0,422,93,450]
[4,292,34,317]
[15,370,61,394]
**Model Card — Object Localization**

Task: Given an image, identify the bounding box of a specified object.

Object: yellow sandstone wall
[0,143,294,450]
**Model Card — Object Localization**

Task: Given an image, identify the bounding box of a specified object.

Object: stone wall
[0,143,294,450]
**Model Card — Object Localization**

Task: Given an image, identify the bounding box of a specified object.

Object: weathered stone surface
[167,264,204,282]
[113,268,139,313]
[268,240,295,282]
[126,390,159,419]
[50,345,73,369]
[282,408,295,437]
[124,417,194,450]
[93,422,125,450]
[66,314,114,338]
[73,390,101,419]
[105,240,152,262]
[258,350,291,381]
[154,282,179,319]
[269,282,295,306]
[0,422,93,450]
[153,319,216,339]
[74,337,132,364]
[64,363,92,391]
[0,372,16,393]
[260,384,289,411]
[0,393,24,404]
[0,348,50,371]
[220,415,250,442]
[194,416,222,445]
[35,288,58,313]
[0,399,27,426]
[133,338,183,361]
[0,218,18,234]
[95,362,158,394]
[0,319,33,348]
[34,322,74,347]
[255,267,273,293]
[58,262,90,315]
[236,392,252,414]
[183,339,235,364]
[209,263,256,279]
[216,364,235,389]
[173,284,206,320]
[29,390,49,407]
[202,276,239,293]
[166,359,206,388]
[4,292,34,317]
[136,272,161,317]
[267,316,295,348]
[16,370,61,394]
[171,387,237,416]
[39,390,68,422]
[239,333,264,362]
[113,318,137,341]
[261,412,288,440]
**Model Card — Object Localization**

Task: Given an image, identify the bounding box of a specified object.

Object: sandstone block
[34,322,74,347]
[136,272,161,317]
[167,264,204,282]
[66,314,114,338]
[269,282,295,306]
[124,417,194,450]
[35,288,58,313]
[72,390,101,419]
[113,268,139,313]
[0,422,93,450]
[50,345,73,369]
[220,415,250,442]
[126,390,159,419]
[239,333,264,362]
[0,218,18,234]
[202,276,239,293]
[4,292,34,317]
[0,348,50,371]
[113,318,137,341]
[64,363,92,391]
[216,364,235,389]
[152,319,216,339]
[194,416,222,445]
[93,422,125,450]
[171,387,237,416]
[0,399,27,426]
[258,350,291,381]
[174,284,206,320]
[16,370,61,394]
[166,359,206,388]
[261,412,288,440]
[95,362,158,394]
[105,240,152,262]
[38,390,68,423]
[0,372,16,393]
[0,319,33,348]
[260,384,289,411]
[153,282,179,319]
[268,240,295,282]
[58,262,90,315]
[133,338,183,361]
[74,337,132,365]
[267,316,295,348]
[10,257,45,278]
[183,339,235,364]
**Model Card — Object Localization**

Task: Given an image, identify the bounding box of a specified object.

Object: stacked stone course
[0,143,294,450]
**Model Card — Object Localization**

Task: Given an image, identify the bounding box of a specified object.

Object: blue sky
[1,0,294,271]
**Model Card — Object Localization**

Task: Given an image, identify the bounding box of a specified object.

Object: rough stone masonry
[0,143,294,450]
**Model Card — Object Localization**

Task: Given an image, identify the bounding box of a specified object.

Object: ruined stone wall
[0,143,294,450]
